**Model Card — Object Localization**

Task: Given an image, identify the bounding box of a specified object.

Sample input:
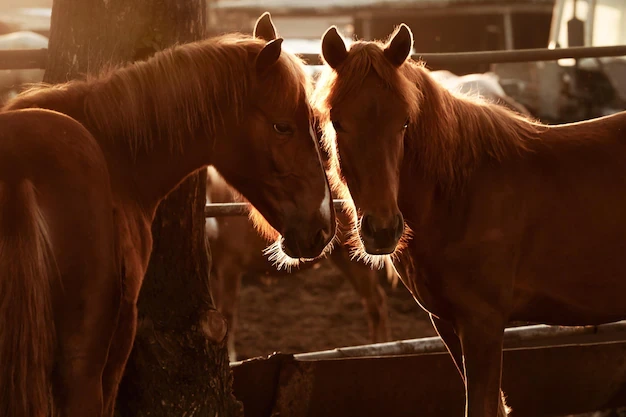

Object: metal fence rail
[2,44,626,70]
[307,44,626,65]
[232,340,626,417]
[293,320,626,361]
[205,200,348,217]
[3,43,626,219]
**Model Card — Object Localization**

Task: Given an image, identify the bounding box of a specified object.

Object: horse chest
[114,206,153,303]
[402,257,454,321]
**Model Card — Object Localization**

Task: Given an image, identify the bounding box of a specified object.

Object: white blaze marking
[310,123,332,224]
[319,184,331,224]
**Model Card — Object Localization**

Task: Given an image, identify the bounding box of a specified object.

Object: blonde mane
[4,33,310,157]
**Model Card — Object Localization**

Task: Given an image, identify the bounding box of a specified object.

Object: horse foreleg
[330,246,391,343]
[102,299,138,417]
[211,264,242,362]
[431,314,510,416]
[54,277,120,417]
[430,314,464,378]
[456,317,508,417]
[223,272,242,362]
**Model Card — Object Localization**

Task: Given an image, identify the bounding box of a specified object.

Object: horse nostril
[361,214,376,237]
[283,228,297,244]
[313,228,326,250]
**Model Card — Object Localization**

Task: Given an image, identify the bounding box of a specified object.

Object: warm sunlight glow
[554,0,626,48]
[336,199,413,271]
[262,234,337,272]
[593,2,626,46]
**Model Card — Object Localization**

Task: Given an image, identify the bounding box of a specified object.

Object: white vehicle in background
[494,0,626,123]
[0,30,48,103]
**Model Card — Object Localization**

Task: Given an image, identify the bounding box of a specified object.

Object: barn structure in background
[210,0,555,74]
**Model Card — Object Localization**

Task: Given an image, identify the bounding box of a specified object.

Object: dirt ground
[230,262,626,417]
[231,257,436,361]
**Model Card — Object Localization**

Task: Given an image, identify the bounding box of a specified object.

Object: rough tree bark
[44,1,241,415]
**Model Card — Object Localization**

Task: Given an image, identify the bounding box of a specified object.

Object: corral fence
[4,43,626,417]
[4,43,626,218]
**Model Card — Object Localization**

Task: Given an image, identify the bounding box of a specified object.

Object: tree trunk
[44,1,241,415]
[117,174,240,417]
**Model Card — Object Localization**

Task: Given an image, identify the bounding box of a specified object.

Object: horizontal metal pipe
[299,44,626,65]
[291,320,626,361]
[205,199,348,217]
[0,48,47,70]
[2,44,626,71]
[232,341,626,417]
[204,202,250,217]
[415,44,626,65]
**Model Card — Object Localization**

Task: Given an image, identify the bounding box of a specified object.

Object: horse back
[423,110,626,324]
[0,108,118,283]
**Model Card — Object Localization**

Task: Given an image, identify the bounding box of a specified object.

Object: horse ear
[321,26,348,69]
[384,24,413,67]
[253,12,278,41]
[255,38,283,74]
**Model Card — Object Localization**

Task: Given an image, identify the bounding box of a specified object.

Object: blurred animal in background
[205,166,397,362]
[430,70,532,116]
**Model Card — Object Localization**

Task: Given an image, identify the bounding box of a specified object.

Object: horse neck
[406,69,541,192]
[7,52,245,218]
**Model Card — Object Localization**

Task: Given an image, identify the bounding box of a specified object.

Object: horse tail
[0,179,56,417]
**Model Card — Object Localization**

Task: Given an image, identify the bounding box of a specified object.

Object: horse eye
[273,123,293,135]
[331,120,343,132]
[403,119,410,129]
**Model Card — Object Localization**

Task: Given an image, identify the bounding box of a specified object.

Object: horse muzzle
[281,221,334,259]
[359,211,404,255]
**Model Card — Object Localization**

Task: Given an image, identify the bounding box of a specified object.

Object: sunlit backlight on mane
[5,33,310,160]
[338,197,413,270]
[205,173,302,271]
[246,205,336,272]
[262,236,338,272]
[310,27,425,267]
[312,25,544,267]
[317,144,413,270]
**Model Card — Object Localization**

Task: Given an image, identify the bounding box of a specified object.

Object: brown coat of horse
[206,166,395,361]
[0,108,118,417]
[0,13,335,417]
[313,23,626,417]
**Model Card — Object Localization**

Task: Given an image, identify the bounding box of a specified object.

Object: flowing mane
[313,33,547,194]
[4,33,310,156]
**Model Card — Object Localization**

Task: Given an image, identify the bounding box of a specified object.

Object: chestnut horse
[206,166,395,361]
[313,23,626,417]
[0,13,335,417]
